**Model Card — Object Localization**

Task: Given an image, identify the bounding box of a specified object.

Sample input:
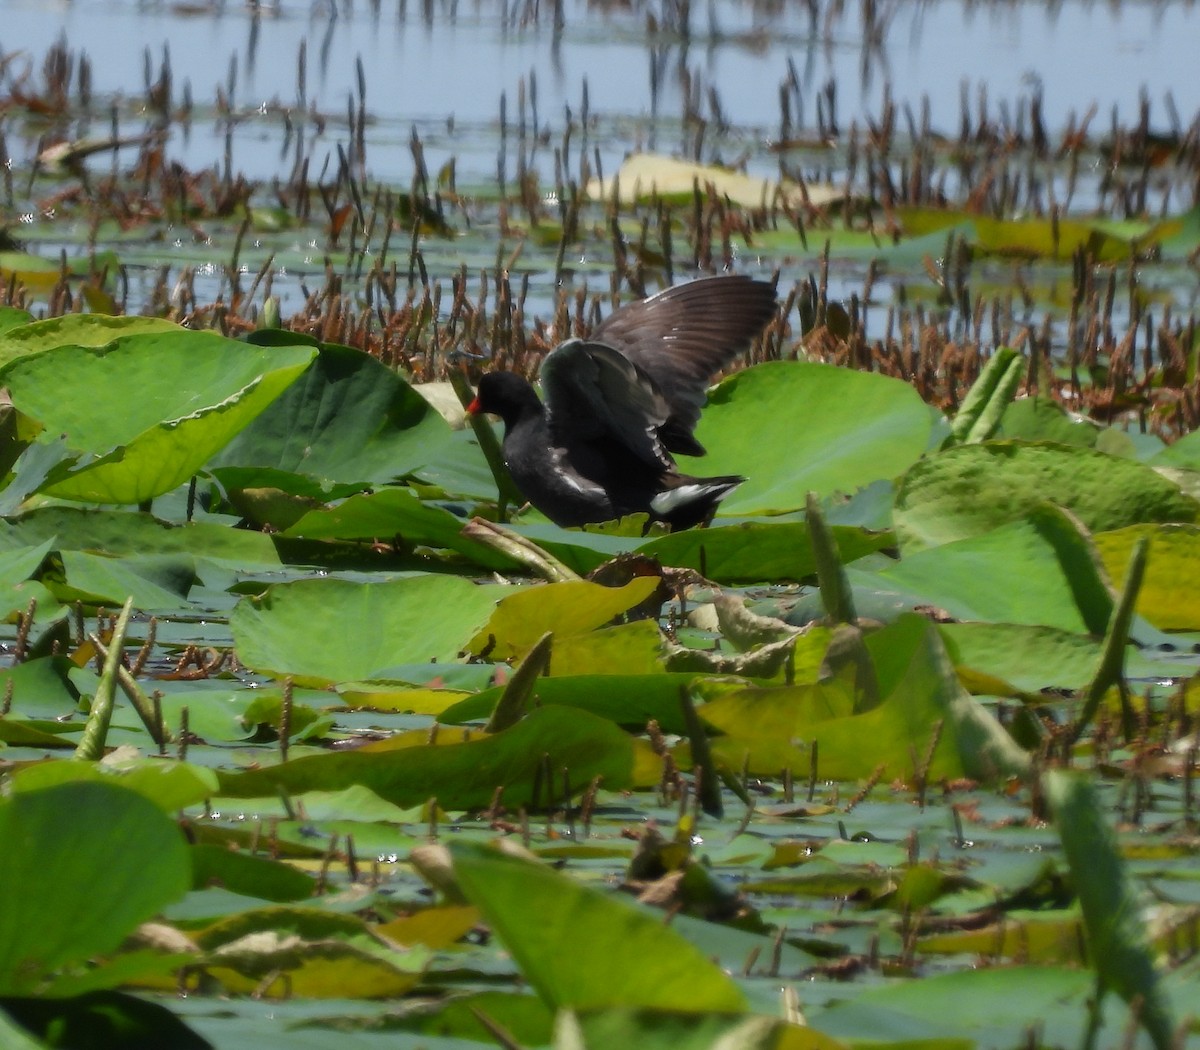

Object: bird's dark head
[467,370,543,429]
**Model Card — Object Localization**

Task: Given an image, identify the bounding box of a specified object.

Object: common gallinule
[467,275,777,530]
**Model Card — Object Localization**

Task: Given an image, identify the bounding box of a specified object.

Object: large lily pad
[0,507,281,566]
[450,840,748,1012]
[0,314,182,368]
[0,780,191,994]
[701,616,1030,783]
[467,577,661,662]
[210,342,453,486]
[894,441,1199,552]
[680,361,932,516]
[0,329,316,504]
[231,574,504,687]
[878,509,1113,633]
[217,705,634,808]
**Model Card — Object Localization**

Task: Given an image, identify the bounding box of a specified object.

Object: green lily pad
[282,486,512,569]
[231,574,504,687]
[8,758,219,813]
[640,521,894,584]
[46,550,196,611]
[217,705,634,809]
[0,780,191,994]
[679,361,932,516]
[878,508,1113,633]
[940,623,1108,693]
[210,342,454,486]
[440,673,700,732]
[0,506,280,566]
[450,840,748,1012]
[895,441,1199,552]
[0,314,182,369]
[0,329,316,504]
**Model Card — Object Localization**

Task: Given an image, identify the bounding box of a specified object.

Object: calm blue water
[6,0,1198,184]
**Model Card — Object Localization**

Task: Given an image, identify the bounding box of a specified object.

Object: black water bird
[467,275,777,530]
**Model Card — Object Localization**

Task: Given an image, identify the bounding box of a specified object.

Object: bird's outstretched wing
[540,338,674,470]
[591,274,777,454]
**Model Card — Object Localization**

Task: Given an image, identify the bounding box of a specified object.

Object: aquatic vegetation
[1,4,1199,1048]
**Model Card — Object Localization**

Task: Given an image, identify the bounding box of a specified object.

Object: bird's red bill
[466,396,482,415]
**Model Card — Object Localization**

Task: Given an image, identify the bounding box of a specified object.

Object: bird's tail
[650,474,744,530]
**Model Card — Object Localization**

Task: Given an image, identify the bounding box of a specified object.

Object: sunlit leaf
[680,362,932,516]
[232,574,504,687]
[0,330,316,504]
[217,705,634,808]
[0,781,191,994]
[451,841,748,1012]
[895,441,1198,552]
[467,577,660,662]
[1093,523,1200,630]
[210,342,454,487]
[586,152,843,210]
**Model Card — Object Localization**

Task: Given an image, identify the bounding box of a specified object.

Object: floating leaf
[468,577,660,662]
[0,506,280,566]
[1093,523,1200,630]
[0,330,316,504]
[640,520,893,585]
[879,507,1113,633]
[8,757,218,813]
[680,362,932,516]
[191,844,317,903]
[811,964,1091,1046]
[282,486,512,569]
[0,781,191,994]
[450,841,748,1012]
[47,550,196,611]
[217,705,634,809]
[702,617,1030,783]
[231,575,504,687]
[1000,397,1121,452]
[586,152,842,210]
[440,672,702,732]
[895,441,1198,552]
[210,342,454,486]
[0,314,181,369]
[941,623,1110,693]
